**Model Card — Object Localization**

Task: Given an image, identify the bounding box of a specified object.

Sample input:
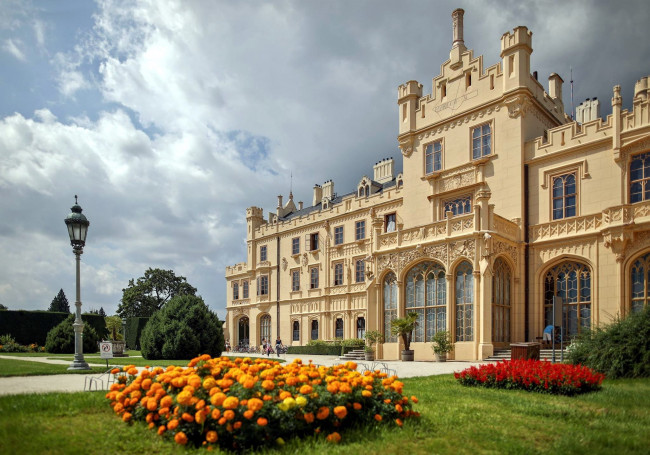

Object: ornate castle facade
[225,9,650,361]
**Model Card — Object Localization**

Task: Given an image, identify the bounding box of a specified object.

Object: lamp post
[65,195,91,370]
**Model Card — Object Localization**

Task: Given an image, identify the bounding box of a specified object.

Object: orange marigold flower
[127,367,138,375]
[174,431,188,445]
[146,400,158,411]
[247,398,264,412]
[263,394,272,401]
[122,412,132,422]
[206,430,218,443]
[222,396,239,409]
[326,432,341,443]
[182,412,194,422]
[257,417,268,426]
[195,411,206,424]
[141,378,152,390]
[395,418,403,427]
[339,383,352,394]
[211,408,221,420]
[177,391,192,406]
[210,392,227,407]
[243,410,254,419]
[279,391,292,400]
[411,396,419,404]
[195,399,206,410]
[362,390,372,398]
[304,412,314,424]
[167,419,179,430]
[316,407,330,420]
[160,396,173,408]
[223,410,235,421]
[218,417,226,426]
[353,402,362,410]
[299,385,313,395]
[333,406,347,419]
[395,404,403,413]
[374,414,383,422]
[157,425,166,435]
[188,375,202,388]
[110,368,120,374]
[234,421,242,430]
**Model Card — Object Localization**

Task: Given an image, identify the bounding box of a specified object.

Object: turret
[500,26,533,93]
[397,80,423,136]
[322,180,334,200]
[449,8,467,69]
[635,76,649,101]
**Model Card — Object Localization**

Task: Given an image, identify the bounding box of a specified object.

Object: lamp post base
[68,357,91,371]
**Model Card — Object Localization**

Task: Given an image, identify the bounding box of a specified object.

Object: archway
[238,316,250,346]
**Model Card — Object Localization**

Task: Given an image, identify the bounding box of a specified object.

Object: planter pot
[364,351,375,361]
[434,352,447,362]
[111,340,127,357]
[401,350,414,361]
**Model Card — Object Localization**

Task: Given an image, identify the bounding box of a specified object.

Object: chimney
[373,157,395,184]
[277,195,283,209]
[548,73,564,100]
[451,9,465,49]
[298,201,304,210]
[312,184,322,206]
[635,76,649,101]
[322,180,334,200]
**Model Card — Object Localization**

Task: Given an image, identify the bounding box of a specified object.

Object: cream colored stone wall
[225,8,650,362]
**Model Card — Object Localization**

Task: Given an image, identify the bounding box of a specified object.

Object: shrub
[455,359,604,396]
[140,295,223,360]
[107,356,419,450]
[567,306,650,378]
[125,317,150,350]
[44,315,100,354]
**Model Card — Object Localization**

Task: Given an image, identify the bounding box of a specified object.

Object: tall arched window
[311,320,319,340]
[383,272,398,342]
[630,252,650,313]
[492,257,512,343]
[238,317,249,346]
[260,314,271,345]
[544,262,591,336]
[455,261,474,342]
[292,321,300,342]
[405,262,446,342]
[335,318,344,339]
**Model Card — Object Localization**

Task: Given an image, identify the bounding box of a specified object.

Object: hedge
[81,313,108,340]
[0,310,107,345]
[287,345,360,356]
[125,317,150,350]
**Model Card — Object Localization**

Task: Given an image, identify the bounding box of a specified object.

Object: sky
[1,0,648,319]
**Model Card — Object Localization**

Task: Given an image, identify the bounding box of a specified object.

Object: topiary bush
[140,295,224,360]
[45,314,100,354]
[567,306,650,378]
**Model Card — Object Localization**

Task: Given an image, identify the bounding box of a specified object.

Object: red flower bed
[454,359,604,396]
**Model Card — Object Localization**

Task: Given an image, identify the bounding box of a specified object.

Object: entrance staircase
[339,349,366,361]
[485,349,569,362]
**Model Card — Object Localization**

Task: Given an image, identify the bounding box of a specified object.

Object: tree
[45,314,99,354]
[140,295,223,360]
[117,268,197,318]
[98,307,107,317]
[391,311,419,352]
[48,289,70,313]
[105,316,123,340]
[0,303,7,310]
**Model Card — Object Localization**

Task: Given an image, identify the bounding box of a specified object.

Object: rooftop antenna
[289,171,293,198]
[570,67,575,120]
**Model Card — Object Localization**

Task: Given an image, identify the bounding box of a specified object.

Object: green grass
[0,359,107,377]
[0,375,648,454]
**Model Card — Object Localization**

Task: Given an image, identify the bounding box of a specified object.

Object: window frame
[260,245,267,262]
[355,220,366,241]
[334,263,344,286]
[335,318,344,339]
[242,280,249,299]
[232,282,239,300]
[551,172,577,220]
[471,122,492,160]
[425,140,443,175]
[292,320,300,342]
[291,269,300,292]
[630,152,650,204]
[306,232,319,251]
[355,259,365,283]
[385,213,396,232]
[310,267,319,289]
[443,195,472,218]
[334,226,344,245]
[257,275,269,296]
[291,237,300,255]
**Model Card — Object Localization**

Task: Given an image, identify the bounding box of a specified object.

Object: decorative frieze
[492,239,518,266]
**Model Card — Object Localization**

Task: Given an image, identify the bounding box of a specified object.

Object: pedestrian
[275,336,282,357]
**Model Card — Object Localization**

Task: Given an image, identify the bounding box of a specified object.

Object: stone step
[485,349,569,362]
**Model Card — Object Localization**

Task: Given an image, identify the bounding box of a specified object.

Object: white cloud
[2,38,26,61]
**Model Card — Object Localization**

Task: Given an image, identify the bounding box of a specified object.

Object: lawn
[0,375,648,454]
[0,359,106,377]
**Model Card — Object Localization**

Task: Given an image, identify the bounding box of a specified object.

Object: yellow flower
[295,396,308,407]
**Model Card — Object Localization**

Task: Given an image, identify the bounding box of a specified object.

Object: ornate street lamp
[65,195,91,370]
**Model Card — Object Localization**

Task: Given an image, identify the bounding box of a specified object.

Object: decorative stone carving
[302,253,308,267]
[449,238,475,263]
[232,308,250,316]
[282,257,288,271]
[493,239,517,266]
[504,95,531,119]
[603,229,633,263]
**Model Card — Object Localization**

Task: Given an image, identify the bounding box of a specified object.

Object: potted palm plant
[105,316,127,357]
[431,330,453,362]
[363,330,384,361]
[391,311,418,361]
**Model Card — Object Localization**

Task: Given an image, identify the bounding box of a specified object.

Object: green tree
[44,314,99,354]
[105,316,123,340]
[48,289,70,313]
[0,303,7,310]
[98,307,107,317]
[117,268,197,318]
[140,295,223,360]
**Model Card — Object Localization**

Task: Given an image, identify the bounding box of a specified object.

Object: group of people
[262,336,283,357]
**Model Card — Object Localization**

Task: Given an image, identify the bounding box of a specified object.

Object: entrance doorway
[238,317,250,346]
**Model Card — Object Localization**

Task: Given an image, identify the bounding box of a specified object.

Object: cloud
[2,38,26,61]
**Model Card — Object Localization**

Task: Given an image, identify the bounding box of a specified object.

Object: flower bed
[106,356,419,450]
[454,359,604,396]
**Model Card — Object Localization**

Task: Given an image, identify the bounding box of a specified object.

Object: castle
[225,9,650,361]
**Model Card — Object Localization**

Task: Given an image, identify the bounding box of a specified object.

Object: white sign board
[100,341,113,359]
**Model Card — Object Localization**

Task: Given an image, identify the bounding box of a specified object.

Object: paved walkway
[0,354,491,396]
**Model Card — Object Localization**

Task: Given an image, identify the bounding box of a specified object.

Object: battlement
[635,76,649,101]
[246,206,264,219]
[500,26,533,57]
[398,81,423,102]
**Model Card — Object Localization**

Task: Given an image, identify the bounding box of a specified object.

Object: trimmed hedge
[287,345,360,356]
[45,314,100,354]
[81,313,108,340]
[125,317,150,350]
[0,310,107,345]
